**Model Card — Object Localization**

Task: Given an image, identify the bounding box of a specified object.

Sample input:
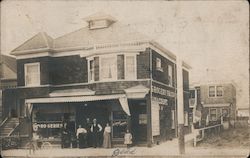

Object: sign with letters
[33,122,63,131]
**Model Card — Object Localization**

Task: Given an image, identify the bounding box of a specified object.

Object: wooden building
[6,13,191,147]
[190,82,236,128]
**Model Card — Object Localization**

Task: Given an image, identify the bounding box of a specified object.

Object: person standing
[85,118,92,147]
[124,129,132,148]
[90,118,102,148]
[61,122,70,148]
[103,123,111,148]
[76,125,87,148]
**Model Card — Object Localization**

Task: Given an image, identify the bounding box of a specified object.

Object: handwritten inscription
[112,148,136,157]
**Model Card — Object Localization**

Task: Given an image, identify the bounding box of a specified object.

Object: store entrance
[75,101,110,130]
[129,100,147,144]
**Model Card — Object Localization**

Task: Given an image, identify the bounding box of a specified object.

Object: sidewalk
[1,133,249,158]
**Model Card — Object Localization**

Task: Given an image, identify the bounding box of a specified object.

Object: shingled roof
[10,13,150,55]
[11,32,54,55]
[54,22,149,50]
[1,54,17,73]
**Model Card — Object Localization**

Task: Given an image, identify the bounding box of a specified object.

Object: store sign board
[33,123,63,131]
[152,86,176,98]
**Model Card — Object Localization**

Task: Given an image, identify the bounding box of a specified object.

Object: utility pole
[177,57,185,154]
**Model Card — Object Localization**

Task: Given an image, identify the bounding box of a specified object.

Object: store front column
[146,93,152,147]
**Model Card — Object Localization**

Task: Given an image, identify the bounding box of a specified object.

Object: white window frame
[208,85,223,98]
[156,57,163,71]
[216,86,223,97]
[87,58,95,82]
[99,54,117,81]
[124,54,137,80]
[209,108,217,121]
[24,62,40,87]
[208,86,216,98]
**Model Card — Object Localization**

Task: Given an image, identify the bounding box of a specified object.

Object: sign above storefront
[33,122,63,131]
[152,86,176,98]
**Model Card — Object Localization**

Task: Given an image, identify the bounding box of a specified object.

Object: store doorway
[129,100,147,144]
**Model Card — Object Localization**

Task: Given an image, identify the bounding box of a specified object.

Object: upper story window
[88,53,137,82]
[125,55,136,80]
[24,62,40,86]
[156,58,163,71]
[209,86,216,97]
[100,55,117,81]
[88,59,95,82]
[216,86,223,97]
[168,65,173,86]
[209,85,223,97]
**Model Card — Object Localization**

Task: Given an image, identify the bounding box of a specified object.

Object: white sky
[1,1,249,109]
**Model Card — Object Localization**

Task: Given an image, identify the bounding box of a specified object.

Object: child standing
[124,129,132,148]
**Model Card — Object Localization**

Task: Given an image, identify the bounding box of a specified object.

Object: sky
[1,0,249,109]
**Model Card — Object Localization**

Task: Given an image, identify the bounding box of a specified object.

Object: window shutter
[94,57,99,81]
[117,55,124,80]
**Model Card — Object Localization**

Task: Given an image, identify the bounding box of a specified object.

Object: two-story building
[190,82,236,128]
[7,13,191,147]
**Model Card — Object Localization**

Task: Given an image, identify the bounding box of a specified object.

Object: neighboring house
[0,54,17,121]
[7,13,191,147]
[190,82,236,128]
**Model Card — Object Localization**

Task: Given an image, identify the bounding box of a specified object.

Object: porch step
[0,117,19,137]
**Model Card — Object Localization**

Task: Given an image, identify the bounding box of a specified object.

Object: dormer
[83,12,116,30]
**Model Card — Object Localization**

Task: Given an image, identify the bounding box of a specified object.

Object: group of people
[61,118,133,149]
[61,118,111,148]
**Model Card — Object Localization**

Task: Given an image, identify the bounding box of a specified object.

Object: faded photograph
[0,1,249,158]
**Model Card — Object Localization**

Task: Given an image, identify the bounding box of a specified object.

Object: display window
[112,111,128,139]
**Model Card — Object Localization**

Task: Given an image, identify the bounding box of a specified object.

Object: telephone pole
[177,57,185,154]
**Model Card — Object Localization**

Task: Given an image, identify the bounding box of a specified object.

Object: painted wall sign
[152,85,176,98]
[152,96,168,105]
[33,122,63,131]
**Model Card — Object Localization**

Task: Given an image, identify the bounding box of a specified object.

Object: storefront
[25,88,150,147]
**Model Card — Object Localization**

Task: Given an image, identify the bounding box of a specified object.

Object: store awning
[49,88,95,97]
[203,103,231,108]
[25,94,131,116]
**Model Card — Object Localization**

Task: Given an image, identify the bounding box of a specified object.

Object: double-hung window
[216,86,223,97]
[100,55,117,81]
[24,63,40,86]
[125,55,136,80]
[209,86,216,97]
[209,86,223,97]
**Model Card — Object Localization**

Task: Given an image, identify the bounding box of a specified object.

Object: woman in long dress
[103,123,111,148]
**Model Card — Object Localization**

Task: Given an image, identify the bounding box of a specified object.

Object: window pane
[26,64,40,86]
[125,56,135,79]
[209,86,215,97]
[89,60,94,81]
[216,86,223,97]
[156,58,161,69]
[101,56,116,80]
